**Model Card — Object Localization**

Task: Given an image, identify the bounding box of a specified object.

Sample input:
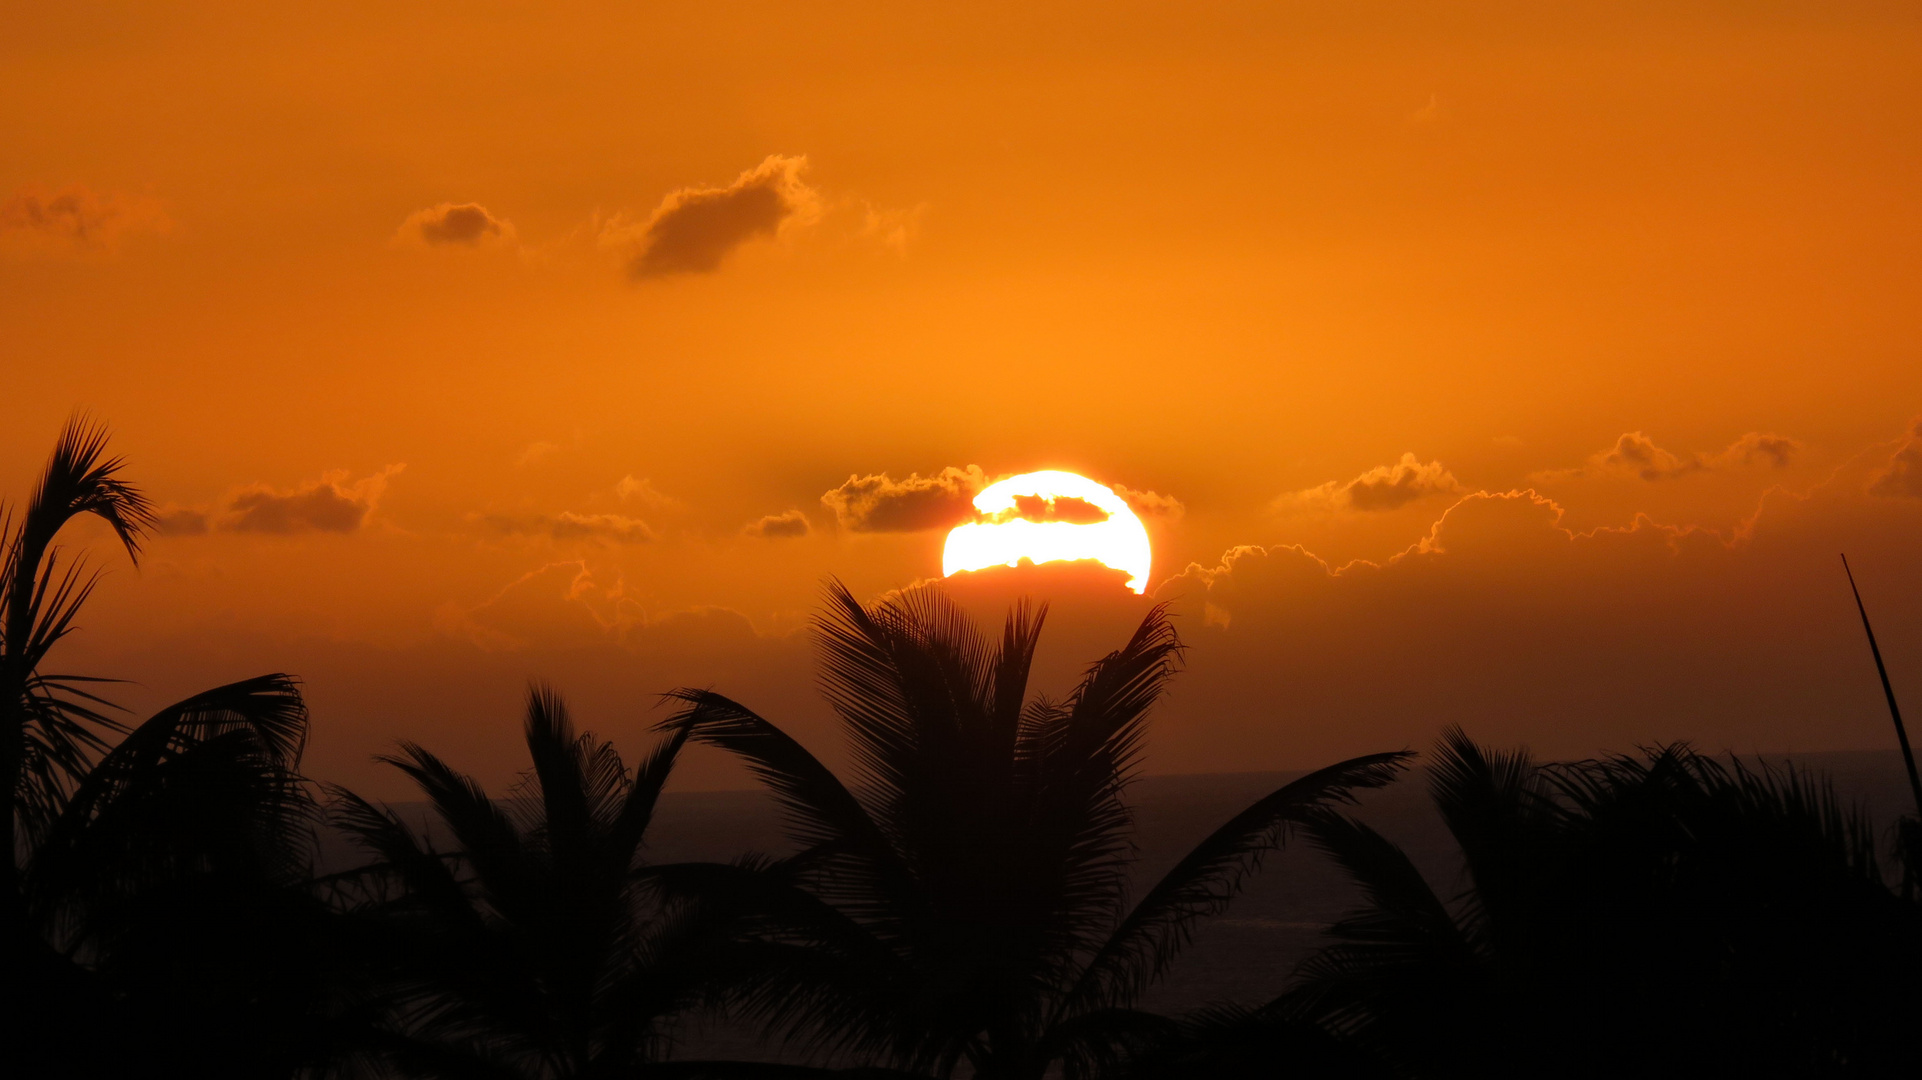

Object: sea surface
[324,749,1919,1065]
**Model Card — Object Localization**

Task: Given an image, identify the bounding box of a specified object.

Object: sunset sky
[5,1,1921,796]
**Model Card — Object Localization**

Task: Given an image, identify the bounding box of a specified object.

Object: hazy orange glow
[943,471,1151,593]
[5,3,1922,796]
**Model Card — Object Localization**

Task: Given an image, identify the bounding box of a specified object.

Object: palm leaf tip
[30,416,158,565]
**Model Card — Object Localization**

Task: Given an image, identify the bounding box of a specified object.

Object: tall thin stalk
[1841,555,1922,819]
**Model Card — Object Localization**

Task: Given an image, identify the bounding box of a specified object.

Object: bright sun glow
[941,471,1151,594]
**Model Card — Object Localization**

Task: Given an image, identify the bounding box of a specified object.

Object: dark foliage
[659,582,1409,1080]
[3,421,356,1077]
[328,685,744,1078]
[1274,727,1922,1079]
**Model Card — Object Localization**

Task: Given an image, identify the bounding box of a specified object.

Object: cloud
[1868,420,1922,499]
[1,186,169,252]
[153,507,210,537]
[1114,485,1186,522]
[1004,494,1108,525]
[1122,465,1922,778]
[398,202,513,246]
[1721,431,1800,469]
[859,202,927,256]
[821,465,988,533]
[474,511,655,545]
[228,467,402,534]
[1277,453,1462,513]
[516,441,565,466]
[604,155,820,278]
[615,475,681,510]
[435,559,777,655]
[746,510,810,539]
[1535,430,1801,483]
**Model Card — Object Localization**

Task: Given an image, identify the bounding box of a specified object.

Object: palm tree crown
[1281,727,1922,1078]
[3,420,343,1077]
[662,582,1409,1079]
[331,685,719,1078]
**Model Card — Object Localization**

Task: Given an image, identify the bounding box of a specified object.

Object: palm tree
[3,420,156,907]
[659,582,1410,1080]
[1277,727,1922,1078]
[330,685,734,1078]
[4,420,351,1076]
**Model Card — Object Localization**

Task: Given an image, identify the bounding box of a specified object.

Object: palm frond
[812,580,994,823]
[377,742,531,915]
[1064,752,1411,1012]
[1425,725,1554,927]
[34,673,309,852]
[326,786,480,928]
[658,687,894,866]
[520,683,589,841]
[611,725,689,860]
[26,674,318,951]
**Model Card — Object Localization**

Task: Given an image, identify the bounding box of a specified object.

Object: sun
[941,471,1152,594]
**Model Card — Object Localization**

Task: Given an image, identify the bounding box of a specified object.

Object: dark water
[325,749,1919,1064]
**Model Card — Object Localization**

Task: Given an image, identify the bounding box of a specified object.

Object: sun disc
[941,471,1151,594]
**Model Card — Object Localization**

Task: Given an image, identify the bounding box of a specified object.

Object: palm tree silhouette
[4,420,348,1075]
[1274,727,1922,1078]
[659,582,1410,1080]
[330,685,734,1078]
[3,420,156,906]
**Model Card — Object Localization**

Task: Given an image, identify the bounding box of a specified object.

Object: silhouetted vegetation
[1175,728,1922,1079]
[656,585,1408,1079]
[326,687,734,1076]
[4,423,355,1076]
[9,426,1922,1079]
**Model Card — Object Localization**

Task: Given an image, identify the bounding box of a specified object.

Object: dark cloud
[475,511,655,545]
[1113,485,1185,522]
[1,185,168,249]
[1725,432,1799,469]
[610,155,819,278]
[1005,493,1109,524]
[230,469,398,534]
[1278,453,1461,513]
[746,510,810,539]
[1596,431,1699,480]
[1868,421,1922,499]
[1536,430,1801,483]
[1126,478,1922,776]
[821,465,988,533]
[399,202,511,246]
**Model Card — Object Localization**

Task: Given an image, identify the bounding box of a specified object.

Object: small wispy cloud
[1868,420,1922,499]
[602,155,821,279]
[397,202,514,247]
[615,475,682,511]
[1,185,170,253]
[157,467,404,537]
[1532,431,1802,483]
[745,509,810,539]
[821,465,988,533]
[1277,454,1462,513]
[229,468,403,534]
[473,511,656,545]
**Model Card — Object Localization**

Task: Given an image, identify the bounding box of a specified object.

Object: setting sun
[941,470,1151,593]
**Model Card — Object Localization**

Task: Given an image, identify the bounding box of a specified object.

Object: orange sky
[5,1,1921,796]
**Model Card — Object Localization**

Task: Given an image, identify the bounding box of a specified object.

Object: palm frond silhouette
[1277,726,1922,1078]
[660,581,1410,1079]
[4,420,352,1077]
[3,418,155,872]
[331,685,737,1078]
